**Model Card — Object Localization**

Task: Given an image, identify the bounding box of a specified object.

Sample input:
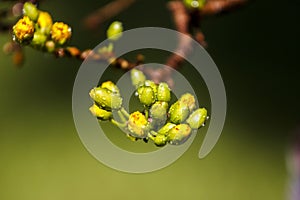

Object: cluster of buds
[182,0,206,10]
[12,2,72,52]
[89,69,209,147]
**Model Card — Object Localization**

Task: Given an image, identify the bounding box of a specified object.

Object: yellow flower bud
[89,104,112,121]
[157,82,171,102]
[131,69,146,87]
[144,80,158,95]
[37,11,53,34]
[12,16,35,44]
[106,21,123,41]
[89,87,122,110]
[157,122,176,136]
[167,124,192,145]
[128,111,149,138]
[148,134,168,147]
[150,101,168,121]
[186,108,208,129]
[183,0,206,10]
[179,93,196,112]
[101,81,120,95]
[168,101,190,124]
[137,86,156,106]
[51,22,72,45]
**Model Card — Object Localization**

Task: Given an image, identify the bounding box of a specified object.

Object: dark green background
[0,0,299,199]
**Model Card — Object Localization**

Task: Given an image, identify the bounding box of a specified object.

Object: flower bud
[167,124,192,145]
[51,22,72,45]
[89,87,122,110]
[45,40,55,52]
[168,101,190,124]
[157,122,176,136]
[107,21,123,41]
[137,86,156,106]
[150,101,168,121]
[89,104,112,121]
[183,0,206,10]
[186,108,208,129]
[128,111,149,138]
[149,134,168,147]
[23,2,39,21]
[31,31,47,48]
[12,16,35,44]
[37,11,53,35]
[144,80,158,95]
[101,81,120,95]
[131,69,146,87]
[179,93,196,112]
[157,82,171,102]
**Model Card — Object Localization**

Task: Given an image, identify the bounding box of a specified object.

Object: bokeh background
[0,0,299,199]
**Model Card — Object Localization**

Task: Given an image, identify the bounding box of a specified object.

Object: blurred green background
[0,0,299,199]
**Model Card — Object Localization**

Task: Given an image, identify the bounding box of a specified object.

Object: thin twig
[201,0,247,16]
[84,0,136,30]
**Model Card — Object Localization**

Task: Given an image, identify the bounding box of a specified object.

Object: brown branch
[53,46,143,70]
[201,0,247,16]
[142,1,192,87]
[84,0,136,30]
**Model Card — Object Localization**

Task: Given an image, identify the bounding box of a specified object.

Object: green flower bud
[157,122,176,135]
[144,80,158,95]
[106,21,123,41]
[150,101,168,121]
[149,134,168,147]
[101,81,120,95]
[137,86,156,106]
[131,69,146,87]
[179,93,196,112]
[45,40,55,52]
[157,82,171,102]
[89,104,112,121]
[183,0,206,10]
[31,31,47,48]
[89,87,122,110]
[168,101,190,124]
[186,108,208,129]
[23,2,39,21]
[167,124,192,145]
[128,111,149,138]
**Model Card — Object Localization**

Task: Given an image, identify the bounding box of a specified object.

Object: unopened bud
[89,87,122,110]
[168,101,190,124]
[137,86,156,106]
[23,2,39,21]
[186,108,208,129]
[167,124,192,145]
[157,82,171,102]
[89,104,112,121]
[131,69,146,87]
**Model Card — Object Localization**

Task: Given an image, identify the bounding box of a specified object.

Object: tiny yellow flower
[13,16,35,43]
[51,22,72,45]
[37,11,53,34]
[128,111,149,138]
